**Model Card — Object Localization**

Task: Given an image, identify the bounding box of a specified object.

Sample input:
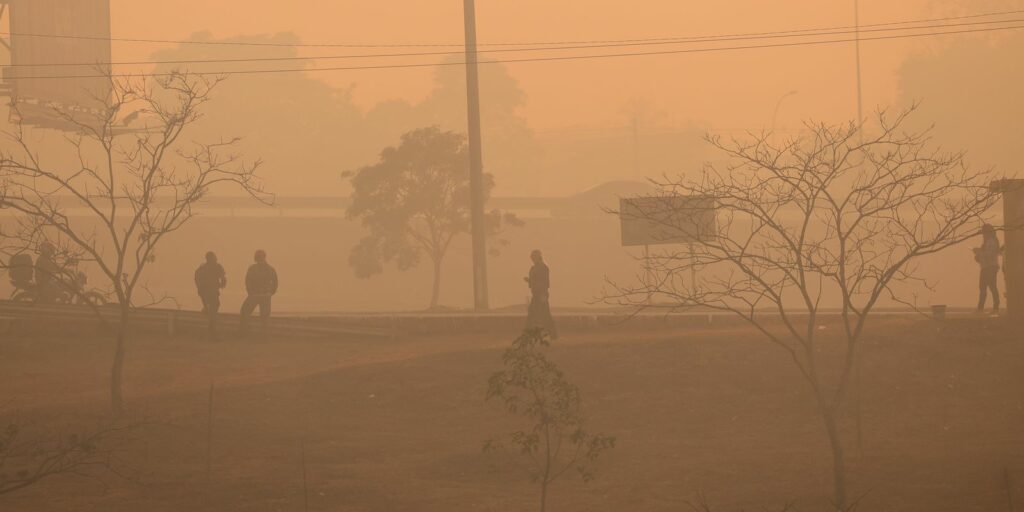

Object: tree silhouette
[344,127,521,309]
[486,329,615,512]
[365,56,542,196]
[149,32,369,196]
[0,71,269,416]
[605,108,1002,509]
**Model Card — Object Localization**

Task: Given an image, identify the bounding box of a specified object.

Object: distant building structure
[0,0,111,129]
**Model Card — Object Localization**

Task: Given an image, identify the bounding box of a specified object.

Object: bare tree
[0,71,270,416]
[605,108,1001,509]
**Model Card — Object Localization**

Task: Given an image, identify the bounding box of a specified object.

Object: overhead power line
[4,17,1022,68]
[0,7,1021,49]
[7,23,1024,80]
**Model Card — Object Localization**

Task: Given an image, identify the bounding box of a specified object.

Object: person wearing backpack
[194,251,227,339]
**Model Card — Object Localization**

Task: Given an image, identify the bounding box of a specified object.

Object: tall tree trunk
[429,258,442,309]
[822,409,848,510]
[110,303,129,416]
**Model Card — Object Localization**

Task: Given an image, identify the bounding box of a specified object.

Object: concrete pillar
[993,179,1024,322]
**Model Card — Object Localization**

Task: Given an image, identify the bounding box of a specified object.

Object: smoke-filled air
[0,1,1023,511]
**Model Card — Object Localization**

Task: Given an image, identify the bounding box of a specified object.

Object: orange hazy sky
[108,1,994,132]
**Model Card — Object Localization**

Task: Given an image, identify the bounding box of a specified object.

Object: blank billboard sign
[619,195,717,247]
[6,0,111,109]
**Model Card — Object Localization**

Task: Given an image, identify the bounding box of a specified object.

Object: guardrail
[0,301,395,340]
[0,300,957,340]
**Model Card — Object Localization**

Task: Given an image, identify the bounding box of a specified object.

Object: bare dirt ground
[1,316,1022,511]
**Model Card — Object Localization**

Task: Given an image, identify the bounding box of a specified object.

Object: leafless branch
[0,69,270,415]
[603,106,1002,508]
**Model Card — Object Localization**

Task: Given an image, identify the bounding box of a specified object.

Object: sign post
[619,195,716,302]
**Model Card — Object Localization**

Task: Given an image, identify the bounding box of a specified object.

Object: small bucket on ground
[931,304,947,320]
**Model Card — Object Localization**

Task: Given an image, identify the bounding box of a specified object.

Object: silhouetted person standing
[240,249,278,334]
[524,249,558,339]
[975,224,1002,314]
[194,251,227,339]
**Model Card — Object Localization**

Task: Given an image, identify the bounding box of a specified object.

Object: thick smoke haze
[0,2,1022,511]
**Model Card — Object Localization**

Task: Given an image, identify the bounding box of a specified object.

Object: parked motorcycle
[8,254,108,306]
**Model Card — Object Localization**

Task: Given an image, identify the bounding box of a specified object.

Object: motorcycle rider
[34,242,60,304]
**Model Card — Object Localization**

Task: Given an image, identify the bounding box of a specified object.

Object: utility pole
[463,0,489,311]
[854,0,864,126]
[853,0,865,459]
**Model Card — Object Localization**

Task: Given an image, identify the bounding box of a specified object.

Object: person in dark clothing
[240,249,278,334]
[974,224,1002,314]
[524,249,558,339]
[34,242,60,304]
[194,251,227,339]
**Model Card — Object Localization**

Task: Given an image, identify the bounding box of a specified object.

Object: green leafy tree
[344,127,521,309]
[486,329,615,512]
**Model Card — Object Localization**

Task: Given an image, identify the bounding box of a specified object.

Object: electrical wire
[3,16,1022,68]
[6,23,1023,80]
[0,7,1021,49]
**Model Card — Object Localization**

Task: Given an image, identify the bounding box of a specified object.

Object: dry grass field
[1,316,1022,511]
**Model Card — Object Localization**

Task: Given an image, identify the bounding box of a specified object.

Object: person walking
[240,249,278,334]
[974,224,1003,314]
[194,251,227,339]
[524,249,558,339]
